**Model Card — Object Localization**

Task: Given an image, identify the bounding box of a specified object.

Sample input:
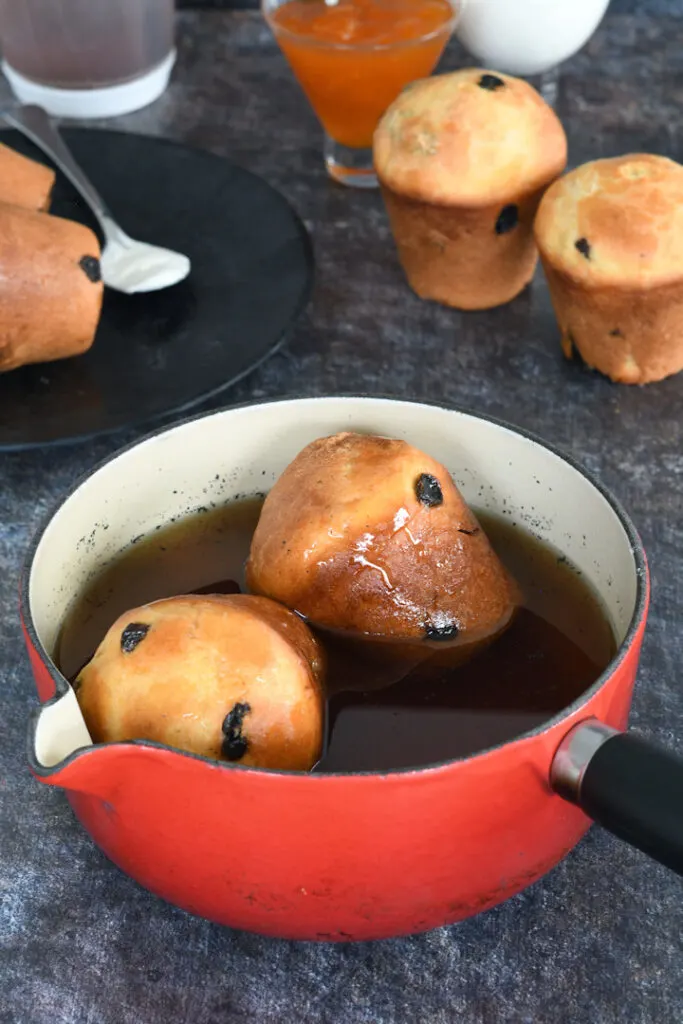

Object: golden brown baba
[535,153,683,384]
[75,594,325,771]
[0,143,56,211]
[0,204,103,373]
[373,68,567,310]
[247,432,518,657]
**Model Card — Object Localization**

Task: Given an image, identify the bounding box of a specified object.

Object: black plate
[0,129,313,451]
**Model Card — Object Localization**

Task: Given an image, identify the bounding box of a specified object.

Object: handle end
[551,719,618,802]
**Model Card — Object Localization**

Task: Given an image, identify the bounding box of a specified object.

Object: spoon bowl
[99,222,191,294]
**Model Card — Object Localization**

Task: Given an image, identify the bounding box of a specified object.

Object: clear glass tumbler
[0,0,176,119]
[262,0,459,189]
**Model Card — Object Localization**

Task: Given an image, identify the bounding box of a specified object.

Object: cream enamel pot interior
[22,397,683,941]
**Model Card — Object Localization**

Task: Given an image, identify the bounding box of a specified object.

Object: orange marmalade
[269,0,456,149]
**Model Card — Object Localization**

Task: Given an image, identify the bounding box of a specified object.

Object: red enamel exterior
[24,610,647,942]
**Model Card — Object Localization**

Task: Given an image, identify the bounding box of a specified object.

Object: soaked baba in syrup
[247,434,519,661]
[60,497,616,773]
[73,594,325,771]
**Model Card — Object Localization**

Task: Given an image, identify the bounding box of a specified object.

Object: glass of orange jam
[263,0,459,188]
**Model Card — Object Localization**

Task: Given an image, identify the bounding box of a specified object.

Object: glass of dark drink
[0,0,176,119]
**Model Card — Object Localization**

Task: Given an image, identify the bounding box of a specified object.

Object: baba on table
[373,68,568,311]
[535,153,683,385]
[373,67,683,384]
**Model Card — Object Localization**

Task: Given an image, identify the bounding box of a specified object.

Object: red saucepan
[21,397,683,941]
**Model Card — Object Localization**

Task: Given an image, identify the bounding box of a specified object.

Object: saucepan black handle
[551,720,683,875]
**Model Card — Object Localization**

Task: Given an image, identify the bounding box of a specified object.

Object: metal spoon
[2,104,191,294]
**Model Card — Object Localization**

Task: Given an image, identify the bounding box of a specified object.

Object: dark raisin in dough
[121,622,150,653]
[495,205,519,235]
[479,74,505,91]
[610,328,624,338]
[415,473,443,507]
[424,621,459,642]
[575,238,591,259]
[79,255,102,283]
[221,702,251,761]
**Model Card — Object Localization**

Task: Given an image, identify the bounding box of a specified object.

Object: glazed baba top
[247,432,518,644]
[535,154,683,289]
[373,68,567,207]
[75,594,325,771]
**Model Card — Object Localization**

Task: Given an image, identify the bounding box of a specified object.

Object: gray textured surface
[2,7,683,1024]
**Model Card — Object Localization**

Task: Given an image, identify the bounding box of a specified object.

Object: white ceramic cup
[454,0,611,77]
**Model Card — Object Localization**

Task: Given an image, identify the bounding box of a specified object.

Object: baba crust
[535,154,683,383]
[374,69,567,309]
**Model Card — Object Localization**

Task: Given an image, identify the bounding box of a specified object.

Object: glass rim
[261,0,460,53]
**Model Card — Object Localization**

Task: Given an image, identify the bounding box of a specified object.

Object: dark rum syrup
[58,498,616,773]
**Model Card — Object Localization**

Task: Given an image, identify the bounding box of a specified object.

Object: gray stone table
[2,7,683,1023]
